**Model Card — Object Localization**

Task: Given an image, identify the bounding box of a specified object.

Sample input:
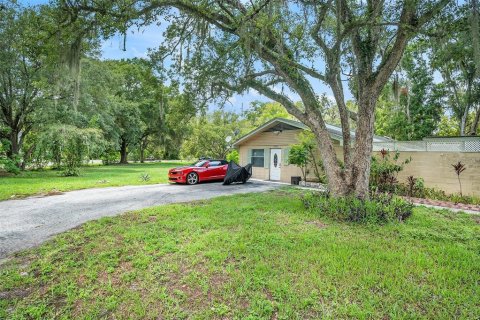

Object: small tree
[298,132,326,183]
[62,129,87,176]
[288,145,308,182]
[451,161,466,196]
[36,126,102,176]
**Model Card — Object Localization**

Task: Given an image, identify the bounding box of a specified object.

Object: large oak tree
[0,4,45,162]
[0,1,98,166]
[66,0,451,198]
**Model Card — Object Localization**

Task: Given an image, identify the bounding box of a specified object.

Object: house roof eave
[232,118,307,147]
[232,118,392,147]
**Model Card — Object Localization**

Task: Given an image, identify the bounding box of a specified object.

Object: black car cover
[222,161,253,185]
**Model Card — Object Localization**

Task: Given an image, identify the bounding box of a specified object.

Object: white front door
[270,149,281,181]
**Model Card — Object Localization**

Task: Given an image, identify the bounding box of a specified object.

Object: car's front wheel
[186,172,199,185]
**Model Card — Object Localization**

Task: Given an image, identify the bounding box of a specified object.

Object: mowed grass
[0,161,186,201]
[1,190,479,319]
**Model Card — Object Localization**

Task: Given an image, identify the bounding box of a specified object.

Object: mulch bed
[405,197,480,213]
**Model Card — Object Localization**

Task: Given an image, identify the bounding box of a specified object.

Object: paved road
[0,181,279,259]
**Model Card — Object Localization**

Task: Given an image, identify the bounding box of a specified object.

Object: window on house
[251,149,264,167]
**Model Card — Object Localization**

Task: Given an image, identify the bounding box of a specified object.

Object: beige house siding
[238,129,480,196]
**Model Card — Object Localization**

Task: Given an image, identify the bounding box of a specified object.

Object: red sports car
[168,160,229,185]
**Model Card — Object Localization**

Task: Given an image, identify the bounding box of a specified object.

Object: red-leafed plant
[370,149,411,193]
[379,148,388,159]
[406,176,417,197]
[451,162,466,196]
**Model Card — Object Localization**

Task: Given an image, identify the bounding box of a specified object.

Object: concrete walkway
[0,181,279,259]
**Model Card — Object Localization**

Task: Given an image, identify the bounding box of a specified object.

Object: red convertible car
[168,160,229,185]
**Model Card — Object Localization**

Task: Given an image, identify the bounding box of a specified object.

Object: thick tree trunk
[21,144,35,170]
[308,118,349,197]
[470,107,480,135]
[308,88,377,199]
[119,139,128,164]
[140,137,148,163]
[7,129,21,164]
[348,95,377,199]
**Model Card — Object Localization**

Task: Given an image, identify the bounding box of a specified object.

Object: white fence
[373,137,480,152]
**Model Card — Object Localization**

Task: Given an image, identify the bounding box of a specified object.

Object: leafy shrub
[370,149,411,193]
[394,175,480,205]
[405,176,425,197]
[447,193,480,205]
[101,148,119,165]
[301,192,413,224]
[226,150,239,163]
[428,188,480,205]
[397,181,480,205]
[0,141,20,175]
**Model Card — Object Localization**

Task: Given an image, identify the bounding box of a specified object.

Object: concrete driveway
[0,181,279,259]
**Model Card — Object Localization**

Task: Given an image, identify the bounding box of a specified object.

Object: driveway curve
[0,181,279,259]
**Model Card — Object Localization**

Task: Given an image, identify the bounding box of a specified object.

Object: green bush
[101,148,119,165]
[301,192,413,224]
[0,141,20,175]
[370,149,411,193]
[404,176,425,197]
[0,155,20,175]
[226,149,239,163]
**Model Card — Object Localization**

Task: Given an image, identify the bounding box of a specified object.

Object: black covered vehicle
[222,161,253,185]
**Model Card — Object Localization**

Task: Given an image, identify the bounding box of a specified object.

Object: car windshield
[192,160,208,167]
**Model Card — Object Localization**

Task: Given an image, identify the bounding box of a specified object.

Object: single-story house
[233,118,391,183]
[233,118,480,196]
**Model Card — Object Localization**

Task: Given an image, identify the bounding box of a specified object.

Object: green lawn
[0,161,186,201]
[1,190,478,319]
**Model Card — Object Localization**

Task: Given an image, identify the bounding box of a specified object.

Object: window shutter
[263,148,270,168]
[283,147,290,165]
[247,149,252,164]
